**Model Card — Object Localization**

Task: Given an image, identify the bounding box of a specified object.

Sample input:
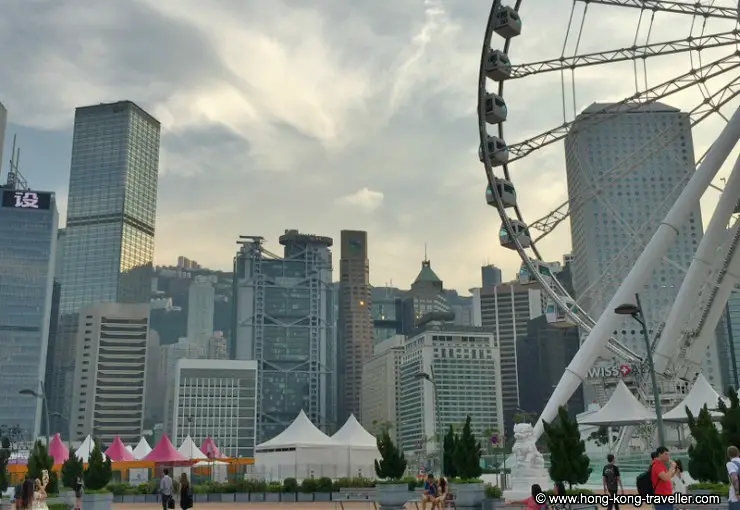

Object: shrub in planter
[282,478,298,493]
[316,477,333,492]
[375,430,409,508]
[61,455,84,492]
[485,484,502,499]
[83,441,112,491]
[301,478,317,493]
[28,440,59,494]
[266,481,281,492]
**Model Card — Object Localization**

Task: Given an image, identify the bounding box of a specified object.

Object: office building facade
[337,230,373,422]
[187,275,215,344]
[360,335,404,444]
[371,287,403,345]
[481,264,503,287]
[173,359,259,458]
[233,231,336,441]
[472,282,542,434]
[397,323,504,463]
[565,102,722,386]
[69,303,150,443]
[52,101,161,426]
[0,188,58,439]
[401,260,449,334]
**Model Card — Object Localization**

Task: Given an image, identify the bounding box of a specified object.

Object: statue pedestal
[503,466,551,502]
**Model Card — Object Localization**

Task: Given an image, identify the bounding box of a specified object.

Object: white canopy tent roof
[256,410,339,449]
[178,436,208,460]
[331,415,377,447]
[132,437,152,460]
[578,381,656,426]
[663,374,724,422]
[75,435,107,462]
[193,460,228,467]
[125,445,134,455]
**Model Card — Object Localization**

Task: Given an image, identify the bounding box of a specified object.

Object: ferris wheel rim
[476,0,740,365]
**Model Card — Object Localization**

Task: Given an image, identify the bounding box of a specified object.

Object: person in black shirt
[602,454,623,510]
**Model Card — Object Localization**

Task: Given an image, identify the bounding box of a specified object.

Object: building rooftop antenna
[5,135,28,190]
[424,242,428,263]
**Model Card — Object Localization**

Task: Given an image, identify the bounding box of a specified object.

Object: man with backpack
[726,445,740,510]
[602,454,623,510]
[651,446,676,509]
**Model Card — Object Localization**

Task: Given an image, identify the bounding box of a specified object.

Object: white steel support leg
[653,154,740,374]
[533,106,740,441]
[683,225,740,377]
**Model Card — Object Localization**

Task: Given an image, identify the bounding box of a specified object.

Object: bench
[336,500,378,510]
[412,493,457,509]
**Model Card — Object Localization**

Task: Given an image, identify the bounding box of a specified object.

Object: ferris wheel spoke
[575,0,738,20]
[509,30,739,79]
[507,51,740,162]
[527,70,740,243]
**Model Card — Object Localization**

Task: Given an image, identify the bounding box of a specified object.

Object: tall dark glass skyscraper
[0,188,58,439]
[50,101,161,432]
[61,101,160,312]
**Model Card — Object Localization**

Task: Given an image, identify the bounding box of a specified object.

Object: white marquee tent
[75,435,107,462]
[578,381,656,426]
[331,414,380,478]
[254,410,346,480]
[178,436,208,460]
[663,374,724,422]
[125,445,134,455]
[132,437,152,460]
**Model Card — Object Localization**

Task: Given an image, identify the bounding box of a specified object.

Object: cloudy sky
[1,0,738,292]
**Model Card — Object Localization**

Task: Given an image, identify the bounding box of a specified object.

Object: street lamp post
[415,369,443,476]
[614,293,666,447]
[19,381,50,447]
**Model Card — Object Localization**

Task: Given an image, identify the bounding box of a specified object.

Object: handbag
[167,496,175,509]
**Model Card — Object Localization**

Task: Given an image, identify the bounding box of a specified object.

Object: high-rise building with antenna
[0,102,6,173]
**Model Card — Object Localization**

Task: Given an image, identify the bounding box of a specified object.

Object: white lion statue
[511,423,544,469]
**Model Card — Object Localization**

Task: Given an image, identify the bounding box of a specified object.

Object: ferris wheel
[477,0,740,440]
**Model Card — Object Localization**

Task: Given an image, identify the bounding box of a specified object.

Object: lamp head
[614,303,640,316]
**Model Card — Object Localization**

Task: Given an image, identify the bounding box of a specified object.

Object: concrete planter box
[144,494,159,503]
[112,495,123,503]
[82,492,114,510]
[218,493,236,502]
[451,482,485,508]
[249,492,265,502]
[298,492,314,502]
[315,492,332,501]
[63,490,77,508]
[234,493,250,502]
[482,498,500,510]
[280,493,296,502]
[121,495,135,503]
[377,483,411,510]
[265,492,281,502]
[132,495,146,503]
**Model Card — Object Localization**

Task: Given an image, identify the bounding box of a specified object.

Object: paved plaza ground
[113,504,404,509]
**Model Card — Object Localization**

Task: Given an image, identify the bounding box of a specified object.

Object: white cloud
[336,188,385,213]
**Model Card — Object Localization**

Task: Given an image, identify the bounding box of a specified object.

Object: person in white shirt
[671,459,687,495]
[726,446,740,510]
[159,469,173,510]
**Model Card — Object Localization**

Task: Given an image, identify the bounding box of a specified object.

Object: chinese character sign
[1,189,52,210]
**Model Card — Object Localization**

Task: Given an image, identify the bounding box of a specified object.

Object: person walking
[73,477,83,510]
[179,473,192,510]
[651,446,677,510]
[602,454,623,510]
[159,469,173,510]
[726,446,740,510]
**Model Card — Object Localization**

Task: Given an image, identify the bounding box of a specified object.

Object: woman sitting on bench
[421,474,437,510]
[432,477,449,509]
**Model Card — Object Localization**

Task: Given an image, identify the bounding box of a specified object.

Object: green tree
[587,426,618,447]
[83,440,112,490]
[453,416,482,479]
[718,387,740,450]
[0,436,9,492]
[27,440,58,494]
[443,425,458,478]
[687,405,725,483]
[374,430,407,480]
[61,454,84,490]
[542,406,591,488]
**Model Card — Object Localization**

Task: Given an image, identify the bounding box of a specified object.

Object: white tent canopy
[663,374,724,422]
[331,414,380,478]
[132,437,152,460]
[125,445,134,455]
[578,381,656,426]
[76,435,107,462]
[178,436,208,460]
[254,410,347,479]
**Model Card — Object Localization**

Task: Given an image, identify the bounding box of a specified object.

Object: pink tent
[104,436,135,462]
[143,434,186,462]
[200,436,225,459]
[48,433,69,464]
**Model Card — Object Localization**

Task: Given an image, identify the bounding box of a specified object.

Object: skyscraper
[51,101,161,427]
[0,187,58,439]
[481,264,503,287]
[61,101,160,312]
[0,102,7,168]
[401,260,449,334]
[565,102,722,386]
[233,231,336,441]
[337,230,372,422]
[187,275,215,345]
